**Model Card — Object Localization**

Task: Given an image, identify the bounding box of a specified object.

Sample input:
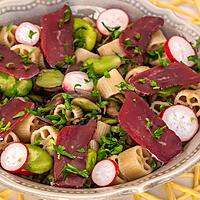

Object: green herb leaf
[138,78,145,84]
[102,22,121,40]
[64,8,71,22]
[76,147,85,153]
[188,55,200,73]
[12,111,25,119]
[91,89,108,108]
[25,105,54,116]
[158,86,180,97]
[133,33,141,40]
[124,38,134,49]
[62,93,74,111]
[194,37,200,51]
[5,62,15,68]
[145,118,152,128]
[62,164,88,178]
[151,159,158,170]
[19,49,35,64]
[84,109,99,118]
[0,118,11,133]
[150,80,160,90]
[54,145,76,160]
[117,82,135,91]
[64,55,75,65]
[152,125,167,140]
[134,46,142,55]
[28,30,37,39]
[115,52,135,65]
[104,70,111,78]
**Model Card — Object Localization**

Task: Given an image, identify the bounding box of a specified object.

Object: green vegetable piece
[4,76,17,97]
[25,144,53,174]
[16,79,32,96]
[101,117,118,125]
[86,149,97,173]
[45,139,56,156]
[84,55,121,75]
[36,69,64,88]
[0,73,8,92]
[158,86,181,97]
[74,18,97,51]
[71,97,101,112]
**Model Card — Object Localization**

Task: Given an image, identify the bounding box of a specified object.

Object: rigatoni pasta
[75,48,99,63]
[97,69,125,98]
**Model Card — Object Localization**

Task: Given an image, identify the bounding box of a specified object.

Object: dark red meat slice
[0,99,34,139]
[54,120,96,188]
[0,45,39,79]
[118,92,182,163]
[130,62,200,96]
[119,16,164,65]
[40,5,74,67]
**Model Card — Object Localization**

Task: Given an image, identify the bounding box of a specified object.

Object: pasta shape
[54,104,83,121]
[11,44,45,66]
[118,146,153,180]
[97,39,126,57]
[0,25,17,47]
[147,30,167,50]
[14,114,40,142]
[75,48,99,63]
[125,66,150,82]
[4,131,20,143]
[97,69,125,99]
[88,139,99,152]
[189,83,200,90]
[150,100,171,115]
[149,53,169,66]
[174,89,200,117]
[93,121,111,142]
[31,125,58,145]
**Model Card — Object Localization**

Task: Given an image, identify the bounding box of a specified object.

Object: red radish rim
[161,105,199,142]
[164,36,196,67]
[92,159,119,187]
[96,9,130,36]
[0,142,29,173]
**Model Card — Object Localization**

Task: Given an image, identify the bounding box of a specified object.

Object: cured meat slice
[54,120,96,188]
[0,99,34,139]
[119,16,164,65]
[118,92,182,163]
[40,5,74,67]
[130,62,200,96]
[0,45,39,79]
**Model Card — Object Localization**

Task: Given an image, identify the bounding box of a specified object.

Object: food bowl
[0,0,200,199]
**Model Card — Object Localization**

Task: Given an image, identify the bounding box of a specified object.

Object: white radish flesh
[0,143,28,172]
[62,71,94,92]
[15,22,40,46]
[162,105,199,142]
[97,9,129,36]
[164,36,196,67]
[91,159,118,186]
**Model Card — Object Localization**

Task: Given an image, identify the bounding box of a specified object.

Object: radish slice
[17,169,33,176]
[15,22,40,46]
[161,105,199,142]
[0,143,29,173]
[91,159,118,186]
[62,71,94,92]
[164,36,196,67]
[97,9,129,36]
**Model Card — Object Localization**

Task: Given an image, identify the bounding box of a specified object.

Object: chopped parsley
[117,82,135,91]
[188,55,200,73]
[102,22,121,40]
[12,111,25,119]
[115,52,135,65]
[138,78,145,84]
[104,70,111,78]
[145,118,152,128]
[76,147,85,153]
[54,145,76,160]
[62,93,74,111]
[84,109,99,118]
[0,53,4,61]
[133,33,141,40]
[28,30,37,39]
[64,55,75,64]
[91,89,108,108]
[5,62,15,68]
[194,37,200,51]
[0,118,11,133]
[73,26,87,49]
[134,46,142,55]
[62,164,88,178]
[151,159,158,170]
[25,105,54,116]
[152,125,167,140]
[150,80,160,90]
[19,49,35,64]
[124,38,134,49]
[64,8,71,22]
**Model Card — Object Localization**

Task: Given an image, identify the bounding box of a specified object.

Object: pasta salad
[0,4,199,188]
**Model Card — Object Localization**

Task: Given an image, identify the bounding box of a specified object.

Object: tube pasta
[190,83,200,90]
[97,39,126,57]
[88,139,99,152]
[174,89,200,117]
[125,66,150,82]
[10,44,45,66]
[14,114,40,142]
[3,131,20,143]
[150,101,171,115]
[93,121,111,142]
[54,104,83,121]
[118,146,153,181]
[0,25,17,47]
[75,48,99,63]
[97,69,125,99]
